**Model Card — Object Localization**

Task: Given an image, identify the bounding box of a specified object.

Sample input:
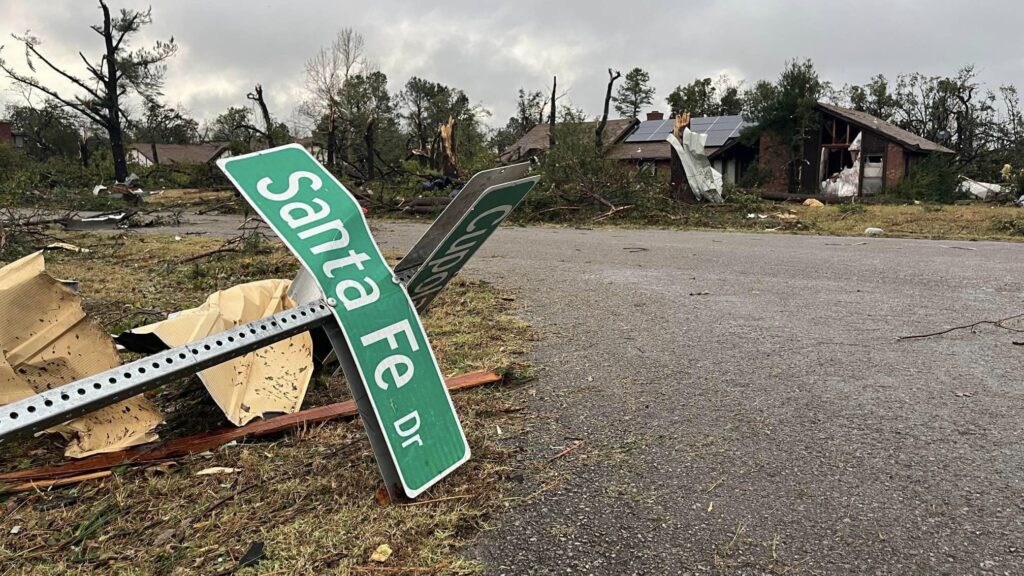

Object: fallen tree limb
[0,370,502,484]
[897,313,1024,341]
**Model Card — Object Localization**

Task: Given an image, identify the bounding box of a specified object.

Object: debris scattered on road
[897,313,1024,341]
[548,440,584,462]
[60,210,135,231]
[623,247,648,253]
[690,291,711,296]
[940,245,977,251]
[954,391,974,398]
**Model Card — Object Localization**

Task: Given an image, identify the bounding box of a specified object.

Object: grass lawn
[0,232,535,575]
[502,201,1024,242]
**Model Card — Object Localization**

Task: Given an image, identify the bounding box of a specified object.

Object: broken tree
[0,1,177,183]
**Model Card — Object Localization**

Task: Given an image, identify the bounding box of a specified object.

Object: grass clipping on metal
[0,232,535,575]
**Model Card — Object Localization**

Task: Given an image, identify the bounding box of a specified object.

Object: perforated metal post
[0,300,335,444]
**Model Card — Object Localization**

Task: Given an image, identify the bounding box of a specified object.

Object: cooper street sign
[218,144,469,498]
[404,176,539,310]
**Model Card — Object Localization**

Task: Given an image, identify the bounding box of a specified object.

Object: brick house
[757,102,953,195]
[0,120,26,148]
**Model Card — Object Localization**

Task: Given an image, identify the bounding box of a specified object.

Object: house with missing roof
[757,102,954,196]
[127,142,232,167]
[497,101,951,200]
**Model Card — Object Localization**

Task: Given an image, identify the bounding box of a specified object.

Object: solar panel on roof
[623,115,751,144]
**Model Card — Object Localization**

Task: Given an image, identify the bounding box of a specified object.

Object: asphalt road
[370,222,1023,576]
[142,216,1024,574]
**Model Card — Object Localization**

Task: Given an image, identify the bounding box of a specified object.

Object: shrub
[521,123,674,221]
[884,155,959,203]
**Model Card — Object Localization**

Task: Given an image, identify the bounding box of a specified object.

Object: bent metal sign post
[218,144,468,498]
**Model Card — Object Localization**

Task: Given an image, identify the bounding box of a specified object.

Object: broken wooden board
[0,370,502,484]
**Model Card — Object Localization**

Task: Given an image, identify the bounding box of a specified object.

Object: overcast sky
[2,0,1022,134]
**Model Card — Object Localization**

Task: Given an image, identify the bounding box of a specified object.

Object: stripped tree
[0,1,177,182]
[595,68,622,148]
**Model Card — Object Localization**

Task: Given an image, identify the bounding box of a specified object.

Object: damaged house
[497,101,950,201]
[757,102,954,197]
[497,118,638,164]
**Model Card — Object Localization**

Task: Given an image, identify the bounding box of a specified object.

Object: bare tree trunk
[595,68,622,149]
[79,128,90,168]
[326,110,337,168]
[248,84,276,147]
[364,113,376,182]
[548,75,557,149]
[439,116,458,178]
[100,2,128,182]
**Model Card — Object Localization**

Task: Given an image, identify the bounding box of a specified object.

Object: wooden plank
[0,371,502,483]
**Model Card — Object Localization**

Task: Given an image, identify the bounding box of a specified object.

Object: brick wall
[885,143,905,188]
[757,131,790,192]
[0,122,13,146]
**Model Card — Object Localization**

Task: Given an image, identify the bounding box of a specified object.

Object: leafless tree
[0,1,176,182]
[302,28,366,169]
[595,68,622,148]
[246,84,276,147]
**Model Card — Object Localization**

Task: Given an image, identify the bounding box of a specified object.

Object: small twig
[547,440,584,462]
[175,246,242,265]
[898,313,1024,341]
[593,205,633,222]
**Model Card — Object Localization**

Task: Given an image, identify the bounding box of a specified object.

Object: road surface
[148,216,1024,574]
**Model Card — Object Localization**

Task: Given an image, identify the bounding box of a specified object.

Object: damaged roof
[815,102,954,154]
[129,142,230,165]
[498,118,637,163]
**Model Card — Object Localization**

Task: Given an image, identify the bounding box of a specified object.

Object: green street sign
[405,176,539,311]
[218,144,469,498]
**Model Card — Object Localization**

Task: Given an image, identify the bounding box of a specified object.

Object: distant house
[757,102,954,195]
[497,118,638,164]
[0,120,26,148]
[127,142,231,167]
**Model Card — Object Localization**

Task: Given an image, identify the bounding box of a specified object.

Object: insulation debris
[667,128,724,203]
[60,210,135,231]
[0,252,163,458]
[117,279,314,426]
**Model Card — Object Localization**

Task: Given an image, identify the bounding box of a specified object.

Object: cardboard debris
[120,279,314,426]
[0,252,164,458]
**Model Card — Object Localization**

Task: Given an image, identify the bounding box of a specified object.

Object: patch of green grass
[0,233,535,574]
